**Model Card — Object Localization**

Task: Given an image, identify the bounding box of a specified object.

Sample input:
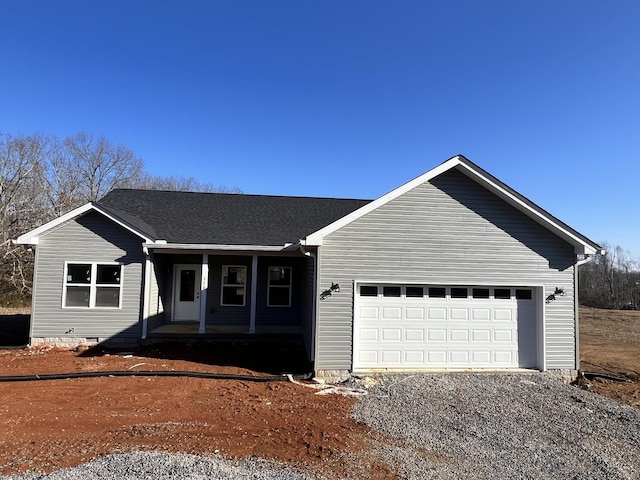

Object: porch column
[199,254,209,334]
[141,248,151,340]
[249,255,258,333]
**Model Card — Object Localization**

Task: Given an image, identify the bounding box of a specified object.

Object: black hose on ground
[581,371,632,383]
[0,370,313,383]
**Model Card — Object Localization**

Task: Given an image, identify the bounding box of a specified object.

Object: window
[451,287,468,299]
[63,263,122,308]
[221,266,246,306]
[515,289,532,300]
[494,288,511,299]
[360,285,378,297]
[406,286,424,298]
[383,286,401,297]
[268,266,292,307]
[428,287,446,298]
[472,288,490,299]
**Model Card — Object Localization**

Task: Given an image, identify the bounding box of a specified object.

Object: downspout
[574,255,594,371]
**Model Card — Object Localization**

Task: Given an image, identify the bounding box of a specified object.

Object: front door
[173,264,202,321]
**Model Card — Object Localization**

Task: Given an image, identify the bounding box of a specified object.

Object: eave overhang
[143,242,302,254]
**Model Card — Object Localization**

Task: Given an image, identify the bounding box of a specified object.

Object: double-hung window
[63,263,122,308]
[268,266,292,307]
[221,265,246,306]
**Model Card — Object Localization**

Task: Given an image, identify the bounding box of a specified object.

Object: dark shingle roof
[97,189,371,246]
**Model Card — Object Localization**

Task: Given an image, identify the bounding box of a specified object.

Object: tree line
[579,243,640,310]
[0,132,236,306]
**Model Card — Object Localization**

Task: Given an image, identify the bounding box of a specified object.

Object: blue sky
[2,1,639,258]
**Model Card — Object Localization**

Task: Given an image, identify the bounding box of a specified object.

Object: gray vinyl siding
[206,256,252,327]
[31,212,145,341]
[255,257,305,327]
[316,169,576,371]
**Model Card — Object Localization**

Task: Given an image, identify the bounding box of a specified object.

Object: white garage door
[353,285,537,370]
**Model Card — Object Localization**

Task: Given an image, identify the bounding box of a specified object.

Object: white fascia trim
[305,157,464,246]
[305,155,601,255]
[14,202,156,245]
[144,243,295,252]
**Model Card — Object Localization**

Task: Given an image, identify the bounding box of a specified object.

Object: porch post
[199,254,209,334]
[141,248,151,340]
[249,255,258,333]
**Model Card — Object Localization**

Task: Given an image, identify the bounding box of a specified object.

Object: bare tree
[0,134,45,299]
[64,133,144,202]
[1,131,240,304]
[579,242,640,310]
[134,173,242,193]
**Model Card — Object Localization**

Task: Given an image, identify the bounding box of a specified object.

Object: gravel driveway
[5,373,640,479]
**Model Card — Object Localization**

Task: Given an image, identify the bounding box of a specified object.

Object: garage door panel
[359,328,379,341]
[450,329,469,342]
[381,350,401,363]
[427,308,446,320]
[405,351,424,363]
[472,309,491,321]
[494,309,513,321]
[382,307,402,320]
[428,351,447,363]
[449,351,469,363]
[493,329,514,342]
[405,329,424,341]
[472,329,491,342]
[428,329,447,341]
[354,285,535,370]
[382,329,402,341]
[450,308,469,320]
[360,307,379,319]
[472,351,491,363]
[405,308,425,320]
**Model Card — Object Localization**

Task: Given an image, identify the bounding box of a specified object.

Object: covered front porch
[141,247,316,354]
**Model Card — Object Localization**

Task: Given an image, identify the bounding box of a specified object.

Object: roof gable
[14,203,157,245]
[304,155,602,256]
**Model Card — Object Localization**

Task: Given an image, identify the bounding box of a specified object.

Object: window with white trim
[268,266,292,307]
[63,263,122,308]
[221,265,246,306]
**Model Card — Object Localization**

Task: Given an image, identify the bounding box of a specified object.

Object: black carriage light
[320,282,341,300]
[546,287,566,303]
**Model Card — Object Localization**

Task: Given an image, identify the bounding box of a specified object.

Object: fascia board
[305,156,464,245]
[145,243,296,252]
[15,203,156,245]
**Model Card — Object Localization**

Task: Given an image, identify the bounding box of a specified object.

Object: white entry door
[173,264,202,321]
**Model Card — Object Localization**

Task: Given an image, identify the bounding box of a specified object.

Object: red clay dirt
[1,306,638,478]
[0,344,393,479]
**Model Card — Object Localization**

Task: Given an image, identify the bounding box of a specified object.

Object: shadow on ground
[0,314,310,375]
[79,340,312,376]
[0,315,30,347]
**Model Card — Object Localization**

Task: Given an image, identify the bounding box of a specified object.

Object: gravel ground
[4,373,640,479]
